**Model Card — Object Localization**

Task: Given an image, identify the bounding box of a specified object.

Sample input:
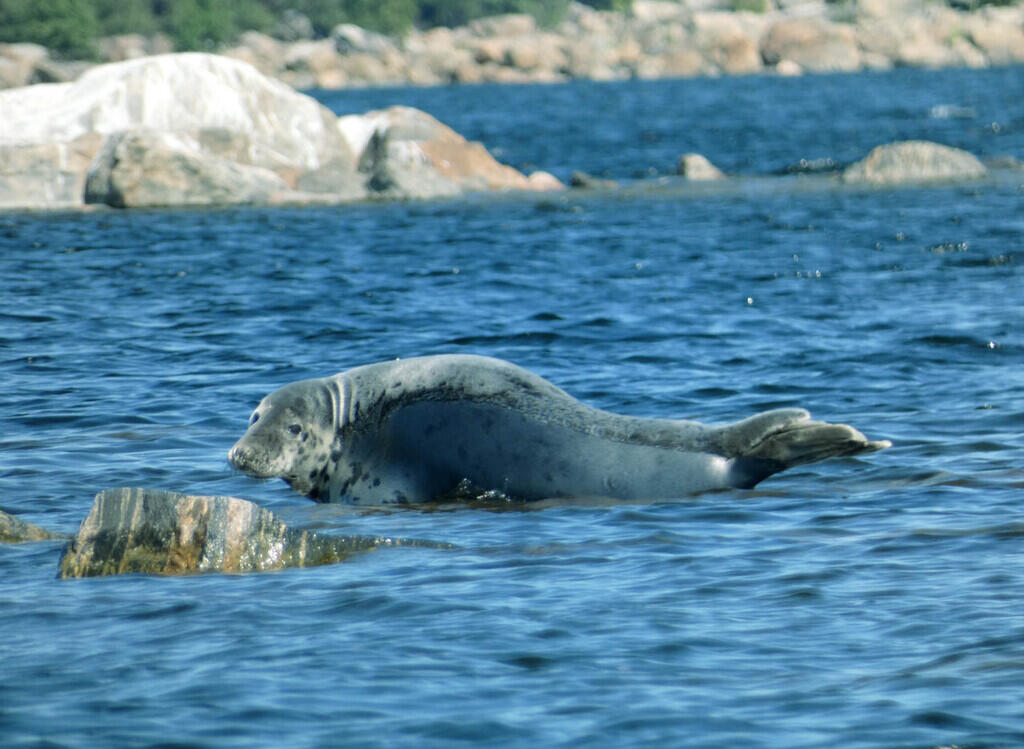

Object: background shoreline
[2,1,1023,91]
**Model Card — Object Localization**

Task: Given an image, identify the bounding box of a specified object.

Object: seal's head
[228,379,337,499]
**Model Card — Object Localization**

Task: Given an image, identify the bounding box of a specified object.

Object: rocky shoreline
[0,49,1007,211]
[0,53,563,210]
[2,1,1023,92]
[2,0,1021,213]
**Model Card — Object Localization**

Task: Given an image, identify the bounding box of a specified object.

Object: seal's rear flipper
[719,409,891,489]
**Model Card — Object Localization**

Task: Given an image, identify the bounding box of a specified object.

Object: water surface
[2,66,1023,748]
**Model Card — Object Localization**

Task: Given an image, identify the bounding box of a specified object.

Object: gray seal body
[228,354,889,504]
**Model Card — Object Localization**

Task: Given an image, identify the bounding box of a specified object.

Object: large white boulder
[0,53,362,207]
[0,52,352,171]
[843,140,988,185]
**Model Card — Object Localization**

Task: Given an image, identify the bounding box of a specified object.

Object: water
[2,66,1023,748]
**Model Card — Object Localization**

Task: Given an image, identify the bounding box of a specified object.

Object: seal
[228,354,890,504]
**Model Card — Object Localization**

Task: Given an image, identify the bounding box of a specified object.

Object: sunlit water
[2,66,1023,748]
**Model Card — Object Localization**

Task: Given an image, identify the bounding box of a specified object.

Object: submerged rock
[57,488,422,578]
[843,140,987,185]
[0,509,65,544]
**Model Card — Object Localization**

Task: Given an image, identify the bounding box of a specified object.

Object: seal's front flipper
[717,409,891,489]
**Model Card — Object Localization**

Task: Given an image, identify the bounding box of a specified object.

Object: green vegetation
[0,0,629,58]
[731,0,769,12]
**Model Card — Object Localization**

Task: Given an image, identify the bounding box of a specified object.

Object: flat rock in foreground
[58,487,414,578]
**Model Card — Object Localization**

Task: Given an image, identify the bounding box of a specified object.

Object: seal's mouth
[227,442,280,479]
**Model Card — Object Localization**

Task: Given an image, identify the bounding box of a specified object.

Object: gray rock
[0,133,103,209]
[332,23,398,56]
[843,140,987,185]
[57,488,432,578]
[1,509,65,544]
[84,131,293,208]
[277,9,315,42]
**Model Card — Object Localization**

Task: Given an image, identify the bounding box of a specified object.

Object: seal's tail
[720,408,891,489]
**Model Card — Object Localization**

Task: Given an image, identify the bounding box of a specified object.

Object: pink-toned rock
[657,49,711,78]
[338,105,564,198]
[966,9,1024,65]
[694,12,765,75]
[761,18,861,73]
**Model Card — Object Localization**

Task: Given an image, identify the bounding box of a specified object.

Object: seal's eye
[288,424,302,436]
[249,412,260,426]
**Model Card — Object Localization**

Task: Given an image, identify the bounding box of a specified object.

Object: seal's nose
[228,440,276,478]
[228,442,252,473]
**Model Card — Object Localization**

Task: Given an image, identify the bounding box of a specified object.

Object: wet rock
[1,509,65,544]
[57,488,418,578]
[677,153,725,180]
[843,140,987,185]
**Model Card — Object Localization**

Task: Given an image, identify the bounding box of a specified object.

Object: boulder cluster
[0,53,562,210]
[2,1,1023,92]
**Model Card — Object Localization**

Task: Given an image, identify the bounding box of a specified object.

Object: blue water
[2,66,1023,748]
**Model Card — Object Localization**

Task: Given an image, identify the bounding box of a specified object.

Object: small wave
[928,104,976,119]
